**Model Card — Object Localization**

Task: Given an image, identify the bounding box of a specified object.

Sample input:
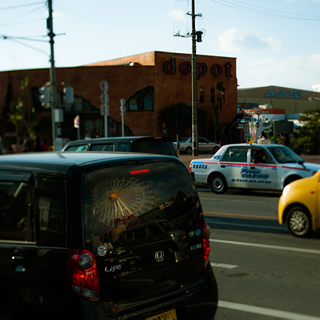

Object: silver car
[179,137,220,155]
[190,143,320,194]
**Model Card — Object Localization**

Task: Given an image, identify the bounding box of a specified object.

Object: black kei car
[0,152,218,320]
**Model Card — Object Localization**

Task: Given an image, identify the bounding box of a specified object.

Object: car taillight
[202,222,211,269]
[67,249,100,301]
[189,162,192,173]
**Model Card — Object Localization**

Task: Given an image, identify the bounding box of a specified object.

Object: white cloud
[237,54,320,90]
[218,28,282,52]
[168,9,187,22]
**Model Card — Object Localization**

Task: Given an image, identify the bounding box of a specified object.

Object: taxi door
[220,146,250,189]
[247,147,278,190]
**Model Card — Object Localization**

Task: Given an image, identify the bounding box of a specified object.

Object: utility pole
[47,0,57,150]
[181,0,202,156]
[191,0,198,156]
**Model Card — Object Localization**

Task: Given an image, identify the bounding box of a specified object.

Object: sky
[0,0,320,91]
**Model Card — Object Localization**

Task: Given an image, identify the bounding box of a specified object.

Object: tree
[161,102,210,138]
[7,77,30,139]
[296,108,320,154]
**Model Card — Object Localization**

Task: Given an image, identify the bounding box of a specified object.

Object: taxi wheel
[209,174,228,194]
[185,147,192,155]
[287,206,312,237]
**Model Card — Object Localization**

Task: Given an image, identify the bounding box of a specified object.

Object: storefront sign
[163,58,233,79]
[265,89,301,99]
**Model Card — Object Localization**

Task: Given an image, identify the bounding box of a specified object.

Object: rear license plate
[146,309,177,320]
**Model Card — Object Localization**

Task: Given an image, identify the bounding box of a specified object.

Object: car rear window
[83,160,202,253]
[91,143,115,151]
[65,145,87,151]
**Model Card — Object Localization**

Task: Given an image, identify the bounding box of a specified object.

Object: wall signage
[265,89,301,99]
[163,58,233,79]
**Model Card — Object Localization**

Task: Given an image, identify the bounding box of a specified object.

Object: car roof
[64,136,174,145]
[221,143,285,148]
[0,151,179,175]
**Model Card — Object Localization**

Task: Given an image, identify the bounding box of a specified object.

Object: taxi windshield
[267,146,303,164]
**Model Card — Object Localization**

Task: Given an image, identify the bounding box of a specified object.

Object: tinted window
[83,161,201,253]
[134,139,176,156]
[91,143,115,151]
[118,142,129,152]
[0,177,33,241]
[268,146,302,163]
[222,147,248,163]
[65,145,88,151]
[36,177,66,247]
[251,147,274,164]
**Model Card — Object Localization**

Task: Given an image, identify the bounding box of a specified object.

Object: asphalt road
[198,189,320,320]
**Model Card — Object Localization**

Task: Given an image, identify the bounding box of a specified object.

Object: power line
[0,5,45,26]
[1,37,48,55]
[212,0,320,21]
[0,2,44,11]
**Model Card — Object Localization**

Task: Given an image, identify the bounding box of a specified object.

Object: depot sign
[163,58,233,79]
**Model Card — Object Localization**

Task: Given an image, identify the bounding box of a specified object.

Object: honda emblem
[154,251,165,263]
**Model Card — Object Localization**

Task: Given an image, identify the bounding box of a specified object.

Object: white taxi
[189,143,320,194]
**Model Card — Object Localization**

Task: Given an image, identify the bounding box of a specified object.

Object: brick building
[0,51,237,149]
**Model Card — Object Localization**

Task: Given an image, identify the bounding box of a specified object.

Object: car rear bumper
[95,265,218,320]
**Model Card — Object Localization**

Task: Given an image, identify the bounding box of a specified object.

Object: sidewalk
[179,154,320,167]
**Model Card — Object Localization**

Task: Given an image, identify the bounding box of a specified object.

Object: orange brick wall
[0,51,237,140]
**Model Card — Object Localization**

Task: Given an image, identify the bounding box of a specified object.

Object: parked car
[189,143,320,194]
[178,137,220,155]
[62,136,178,157]
[0,152,218,319]
[278,170,320,237]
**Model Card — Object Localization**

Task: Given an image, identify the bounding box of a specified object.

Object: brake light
[189,162,192,173]
[202,222,211,269]
[67,249,100,301]
[130,169,150,175]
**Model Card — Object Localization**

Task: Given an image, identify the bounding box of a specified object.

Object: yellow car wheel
[287,206,312,237]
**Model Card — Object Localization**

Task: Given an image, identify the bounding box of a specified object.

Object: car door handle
[11,256,26,272]
[250,166,256,169]
[221,165,226,168]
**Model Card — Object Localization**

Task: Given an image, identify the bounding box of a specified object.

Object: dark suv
[62,136,178,157]
[0,152,218,320]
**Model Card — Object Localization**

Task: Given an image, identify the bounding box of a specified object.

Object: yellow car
[278,170,320,237]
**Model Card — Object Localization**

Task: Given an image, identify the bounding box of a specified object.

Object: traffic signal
[63,87,74,104]
[38,86,50,107]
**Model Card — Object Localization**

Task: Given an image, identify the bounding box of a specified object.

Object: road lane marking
[204,211,278,220]
[201,197,266,204]
[210,239,320,255]
[210,262,238,269]
[219,300,320,320]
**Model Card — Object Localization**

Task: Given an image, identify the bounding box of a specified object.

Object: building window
[200,87,204,103]
[210,87,215,104]
[127,86,154,112]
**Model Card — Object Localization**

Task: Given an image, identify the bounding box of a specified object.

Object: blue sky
[0,0,319,91]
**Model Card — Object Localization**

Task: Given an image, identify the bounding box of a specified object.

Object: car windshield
[180,137,189,142]
[267,146,303,164]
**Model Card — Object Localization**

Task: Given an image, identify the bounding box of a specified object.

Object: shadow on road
[205,215,288,234]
